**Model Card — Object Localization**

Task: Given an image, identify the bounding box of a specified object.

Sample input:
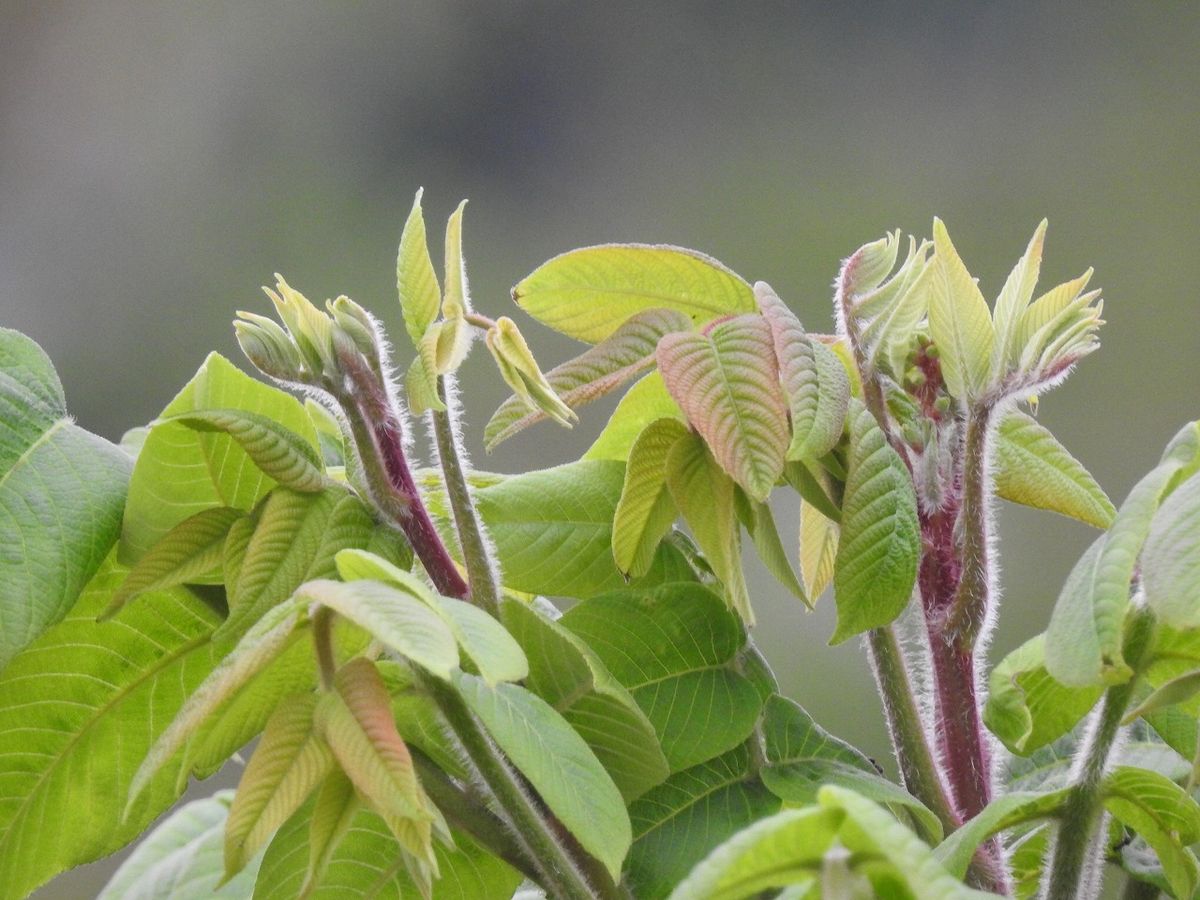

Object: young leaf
[993,409,1115,528]
[561,583,762,772]
[484,316,578,428]
[1013,269,1093,359]
[666,806,843,900]
[225,692,334,878]
[584,370,683,462]
[831,401,920,643]
[97,792,262,900]
[104,506,242,617]
[657,314,789,501]
[0,328,131,670]
[666,432,752,622]
[167,409,327,493]
[299,579,459,680]
[927,218,996,402]
[1103,766,1200,900]
[625,744,780,899]
[514,244,755,343]
[1141,471,1200,628]
[397,188,442,346]
[434,200,473,374]
[0,558,223,900]
[991,220,1047,378]
[121,352,319,560]
[799,499,839,601]
[500,598,670,801]
[485,308,689,449]
[453,671,632,881]
[755,283,850,462]
[933,789,1067,880]
[613,417,689,577]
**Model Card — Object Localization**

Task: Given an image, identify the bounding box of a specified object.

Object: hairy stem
[1042,608,1156,900]
[1120,877,1161,900]
[946,404,995,645]
[424,675,621,900]
[430,376,500,616]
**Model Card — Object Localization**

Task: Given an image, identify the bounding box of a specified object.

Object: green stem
[424,676,620,900]
[1120,877,1161,900]
[431,376,500,616]
[1043,608,1157,900]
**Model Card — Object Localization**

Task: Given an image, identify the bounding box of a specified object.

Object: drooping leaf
[453,672,631,880]
[300,769,359,897]
[584,370,684,462]
[755,283,850,462]
[984,634,1103,755]
[561,582,762,772]
[625,744,781,900]
[0,557,222,900]
[500,598,670,801]
[613,418,689,577]
[927,218,996,402]
[993,410,1115,528]
[657,314,789,501]
[799,498,839,601]
[105,506,242,617]
[666,805,842,900]
[1142,471,1200,629]
[514,243,755,343]
[0,328,131,669]
[485,316,578,428]
[991,220,1047,377]
[224,692,333,879]
[666,432,752,622]
[1104,766,1200,900]
[1125,669,1200,725]
[397,187,442,346]
[97,791,262,900]
[933,789,1066,881]
[735,490,807,605]
[167,408,327,493]
[299,579,459,680]
[485,309,690,449]
[831,401,920,643]
[121,352,319,560]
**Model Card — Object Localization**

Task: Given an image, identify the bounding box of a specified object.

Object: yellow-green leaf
[584,371,683,462]
[799,499,839,602]
[928,218,995,402]
[613,418,689,576]
[991,220,1047,378]
[397,187,442,347]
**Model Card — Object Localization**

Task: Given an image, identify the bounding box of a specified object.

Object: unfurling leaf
[993,410,1115,529]
[514,244,755,343]
[831,402,920,643]
[991,220,1047,378]
[397,187,442,346]
[613,418,689,577]
[667,432,752,623]
[755,283,849,462]
[927,218,996,403]
[658,314,789,501]
[486,308,689,450]
[224,692,333,879]
[484,316,578,428]
[435,200,473,374]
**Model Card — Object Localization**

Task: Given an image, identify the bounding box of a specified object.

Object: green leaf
[933,789,1066,880]
[927,218,996,402]
[667,432,752,622]
[299,579,459,680]
[453,672,631,881]
[0,328,131,670]
[1046,423,1200,686]
[657,314,789,501]
[105,506,242,618]
[0,557,222,900]
[736,490,807,605]
[1142,471,1200,628]
[397,188,442,346]
[799,498,839,601]
[121,352,319,560]
[984,634,1102,755]
[1104,766,1200,900]
[831,401,920,643]
[255,798,518,900]
[167,408,327,493]
[1126,669,1200,725]
[625,744,780,899]
[561,583,763,772]
[500,598,670,801]
[584,370,684,462]
[666,805,842,900]
[485,309,690,450]
[98,791,262,900]
[613,417,688,577]
[755,283,850,462]
[224,692,333,878]
[991,220,1047,377]
[993,410,1115,528]
[514,244,755,344]
[434,200,473,375]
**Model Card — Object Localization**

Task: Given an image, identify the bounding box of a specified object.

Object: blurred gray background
[2,2,1198,895]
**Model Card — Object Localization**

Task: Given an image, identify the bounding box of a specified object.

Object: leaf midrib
[0,418,67,496]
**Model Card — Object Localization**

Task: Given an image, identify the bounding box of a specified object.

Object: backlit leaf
[613,417,688,577]
[584,371,683,462]
[928,219,995,402]
[397,187,442,346]
[799,499,839,601]
[991,220,1047,377]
